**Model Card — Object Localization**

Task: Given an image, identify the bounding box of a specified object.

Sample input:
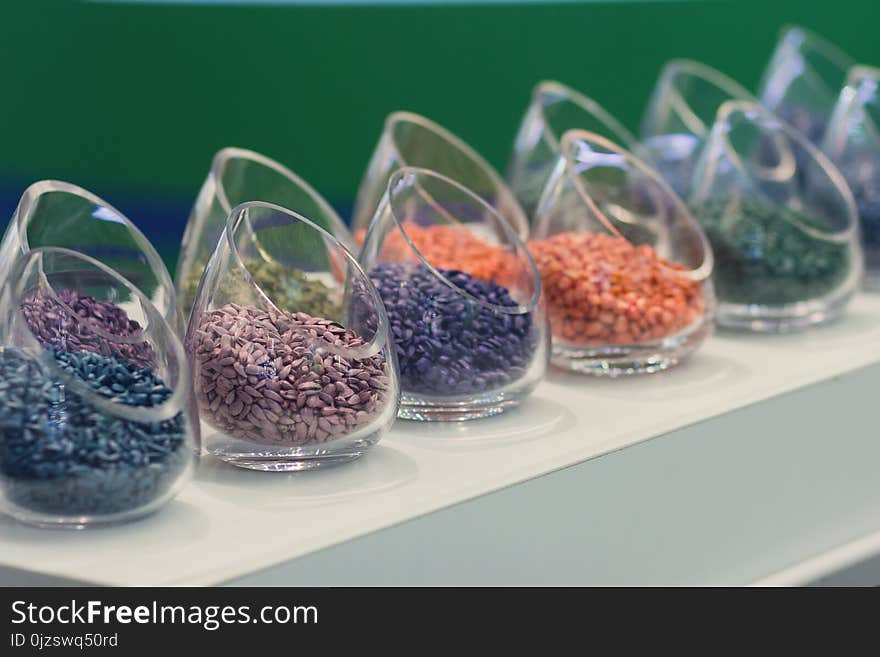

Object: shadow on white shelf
[713,301,880,348]
[547,351,752,403]
[195,445,419,509]
[0,498,210,546]
[393,395,576,451]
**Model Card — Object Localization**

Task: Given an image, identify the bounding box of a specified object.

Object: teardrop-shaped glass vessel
[0,247,198,528]
[823,65,880,288]
[352,111,529,241]
[186,201,399,471]
[758,25,855,146]
[640,59,755,199]
[359,166,548,421]
[531,130,714,375]
[0,180,180,333]
[175,147,353,321]
[507,80,637,220]
[690,100,862,331]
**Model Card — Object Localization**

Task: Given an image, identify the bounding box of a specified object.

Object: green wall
[1,1,878,261]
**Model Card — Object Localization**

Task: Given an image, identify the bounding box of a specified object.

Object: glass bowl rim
[708,99,859,242]
[220,200,392,360]
[556,128,715,283]
[645,58,757,140]
[382,110,529,238]
[372,165,544,315]
[846,64,880,87]
[209,146,355,252]
[4,245,192,424]
[776,24,856,82]
[11,179,178,325]
[530,79,638,153]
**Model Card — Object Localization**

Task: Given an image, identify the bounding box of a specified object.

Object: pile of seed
[0,347,188,516]
[357,224,521,286]
[244,259,341,319]
[183,257,340,320]
[20,289,156,369]
[369,262,535,395]
[193,304,390,445]
[528,232,705,346]
[691,197,852,305]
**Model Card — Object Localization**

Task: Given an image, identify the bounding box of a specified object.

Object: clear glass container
[690,101,862,331]
[186,201,399,471]
[758,25,855,146]
[359,166,549,421]
[531,130,714,375]
[175,147,353,321]
[0,247,198,528]
[0,180,180,334]
[507,80,638,220]
[823,65,880,288]
[640,59,755,198]
[351,111,529,241]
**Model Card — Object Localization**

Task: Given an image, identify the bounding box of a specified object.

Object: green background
[1,0,878,266]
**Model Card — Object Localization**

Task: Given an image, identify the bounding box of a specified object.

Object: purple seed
[192,303,391,447]
[263,389,283,403]
[20,289,156,368]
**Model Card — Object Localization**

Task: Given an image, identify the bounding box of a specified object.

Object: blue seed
[369,263,535,396]
[0,346,188,517]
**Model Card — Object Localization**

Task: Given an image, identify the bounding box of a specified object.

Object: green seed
[690,197,852,305]
[183,257,341,319]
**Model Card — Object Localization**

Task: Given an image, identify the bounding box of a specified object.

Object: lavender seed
[193,303,390,448]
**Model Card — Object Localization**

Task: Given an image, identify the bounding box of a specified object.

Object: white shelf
[754,529,880,586]
[3,294,880,586]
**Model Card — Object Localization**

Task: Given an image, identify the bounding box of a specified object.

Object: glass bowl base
[205,428,382,472]
[550,319,712,377]
[0,499,164,530]
[0,460,193,529]
[716,292,854,333]
[551,350,684,377]
[398,390,531,421]
[210,449,367,472]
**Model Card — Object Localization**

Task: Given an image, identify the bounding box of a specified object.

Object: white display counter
[2,294,880,586]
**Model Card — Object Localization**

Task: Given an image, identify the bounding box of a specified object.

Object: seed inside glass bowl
[193,303,390,446]
[369,262,536,395]
[0,344,188,516]
[528,231,705,346]
[690,197,852,305]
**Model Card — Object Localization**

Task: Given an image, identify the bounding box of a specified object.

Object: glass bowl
[640,59,755,198]
[0,247,198,528]
[758,25,855,146]
[352,111,529,241]
[175,147,353,320]
[530,130,715,375]
[689,101,862,331]
[0,180,180,333]
[186,201,399,471]
[823,65,880,289]
[507,80,637,220]
[359,166,549,421]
